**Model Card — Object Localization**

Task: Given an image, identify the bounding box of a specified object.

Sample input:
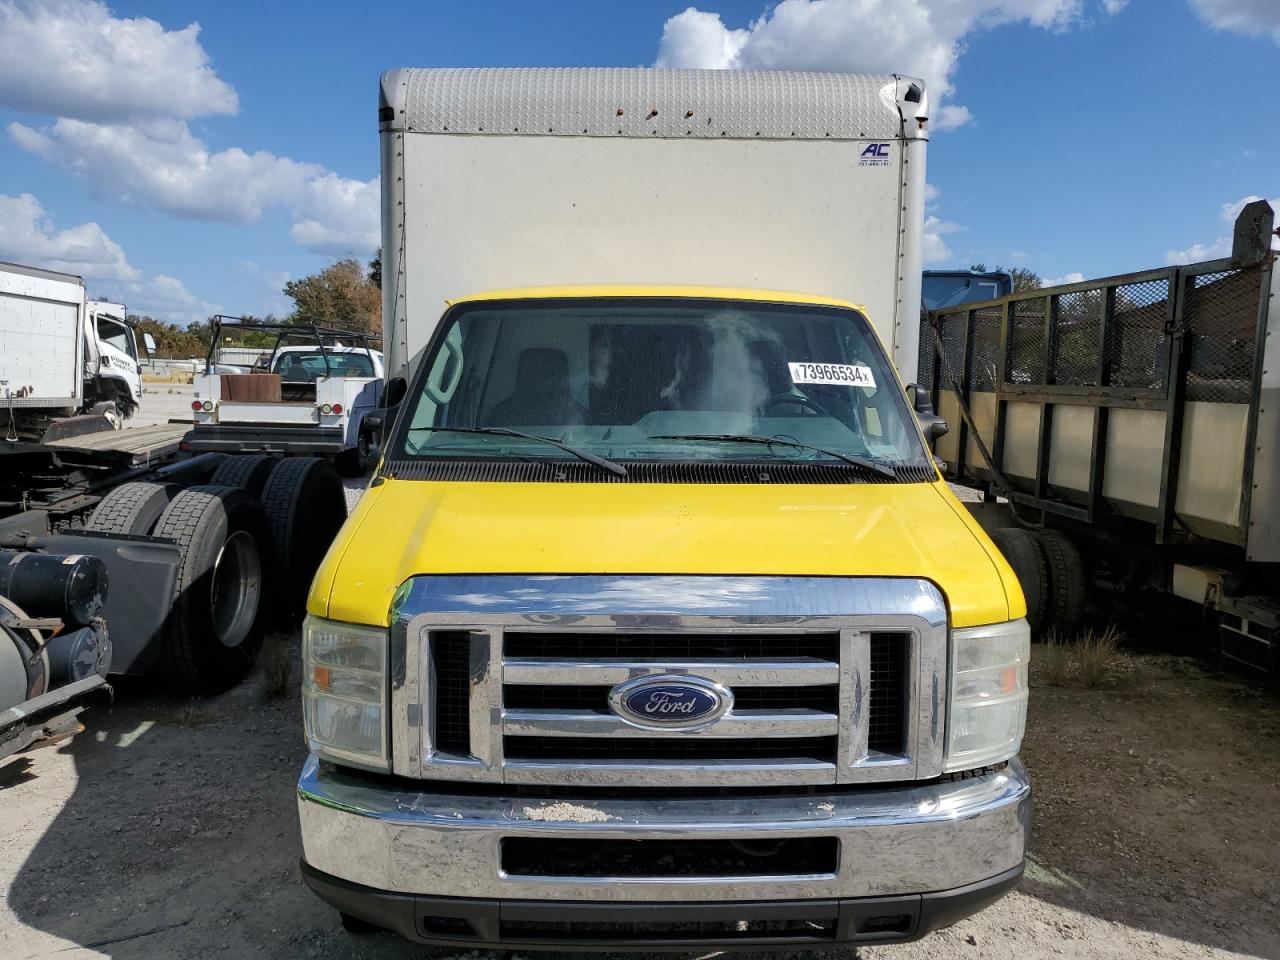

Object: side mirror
[142,332,157,358]
[384,376,408,408]
[905,383,949,444]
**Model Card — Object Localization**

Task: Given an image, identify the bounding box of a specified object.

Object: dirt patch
[0,648,1276,960]
[522,802,615,823]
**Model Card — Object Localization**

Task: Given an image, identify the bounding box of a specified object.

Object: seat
[486,347,586,427]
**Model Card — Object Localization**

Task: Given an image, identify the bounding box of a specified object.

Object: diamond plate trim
[383,68,909,140]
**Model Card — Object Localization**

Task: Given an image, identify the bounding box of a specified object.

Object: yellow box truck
[297,68,1031,950]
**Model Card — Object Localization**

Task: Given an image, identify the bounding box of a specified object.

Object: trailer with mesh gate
[917,201,1280,673]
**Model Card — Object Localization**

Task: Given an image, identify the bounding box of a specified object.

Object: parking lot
[2,631,1276,960]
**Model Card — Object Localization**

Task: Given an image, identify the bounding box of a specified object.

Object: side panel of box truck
[0,262,84,414]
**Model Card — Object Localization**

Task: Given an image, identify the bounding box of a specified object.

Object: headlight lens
[302,615,389,771]
[944,618,1029,772]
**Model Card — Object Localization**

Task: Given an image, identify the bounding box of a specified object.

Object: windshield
[394,298,929,474]
[96,316,136,360]
[271,350,375,381]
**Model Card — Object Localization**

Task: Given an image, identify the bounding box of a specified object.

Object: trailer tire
[85,481,176,535]
[260,458,347,623]
[991,527,1050,637]
[1036,529,1087,636]
[209,454,277,498]
[152,485,270,692]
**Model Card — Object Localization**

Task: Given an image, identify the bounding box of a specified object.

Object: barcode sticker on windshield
[788,362,876,388]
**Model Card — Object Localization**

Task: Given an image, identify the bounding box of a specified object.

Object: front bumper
[297,755,1031,948]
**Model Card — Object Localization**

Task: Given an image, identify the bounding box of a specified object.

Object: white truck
[298,68,1031,952]
[0,262,144,439]
[187,319,385,475]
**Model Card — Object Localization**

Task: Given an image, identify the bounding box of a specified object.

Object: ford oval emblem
[608,675,732,730]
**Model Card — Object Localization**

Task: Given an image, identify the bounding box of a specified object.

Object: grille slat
[503,709,838,739]
[505,735,839,763]
[504,684,840,712]
[504,633,840,660]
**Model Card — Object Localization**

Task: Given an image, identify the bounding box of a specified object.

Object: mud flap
[38,532,182,675]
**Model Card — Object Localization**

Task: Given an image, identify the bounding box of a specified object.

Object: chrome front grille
[390,576,947,787]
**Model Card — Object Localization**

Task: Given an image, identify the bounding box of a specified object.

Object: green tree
[368,248,381,289]
[283,258,381,334]
[128,314,210,359]
[970,264,1043,292]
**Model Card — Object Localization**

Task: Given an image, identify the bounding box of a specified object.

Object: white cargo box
[379,68,930,383]
[0,261,85,411]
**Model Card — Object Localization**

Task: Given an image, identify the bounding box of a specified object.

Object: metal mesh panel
[1111,279,1169,389]
[916,316,936,393]
[1051,290,1103,386]
[1183,269,1260,403]
[1007,298,1047,384]
[967,307,1002,392]
[937,311,965,389]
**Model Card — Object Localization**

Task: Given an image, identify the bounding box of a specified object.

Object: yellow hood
[309,478,1023,629]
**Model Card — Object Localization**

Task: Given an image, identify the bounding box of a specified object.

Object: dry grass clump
[258,633,297,701]
[1035,624,1122,688]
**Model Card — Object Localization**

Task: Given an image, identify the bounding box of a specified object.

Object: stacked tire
[990,526,1087,639]
[83,455,348,691]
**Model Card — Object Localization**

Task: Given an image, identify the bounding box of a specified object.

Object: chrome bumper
[297,754,1031,905]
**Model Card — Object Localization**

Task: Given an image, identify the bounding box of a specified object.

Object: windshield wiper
[406,426,627,477]
[648,434,897,479]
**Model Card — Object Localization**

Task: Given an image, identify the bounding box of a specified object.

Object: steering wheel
[762,392,827,416]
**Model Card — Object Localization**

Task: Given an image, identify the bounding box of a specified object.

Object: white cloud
[10,117,380,256]
[0,190,214,323]
[1102,0,1128,13]
[655,9,748,68]
[1189,0,1280,43]
[923,215,963,264]
[0,192,138,280]
[924,183,940,202]
[2,0,376,258]
[0,0,236,122]
[1044,271,1085,286]
[1165,241,1230,265]
[654,1,1125,130]
[94,274,218,326]
[935,104,973,131]
[1220,194,1279,223]
[1167,194,1279,265]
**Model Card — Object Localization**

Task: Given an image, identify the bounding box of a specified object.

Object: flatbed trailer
[920,201,1279,672]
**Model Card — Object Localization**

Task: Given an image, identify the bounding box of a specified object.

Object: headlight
[302,615,389,771]
[944,618,1029,772]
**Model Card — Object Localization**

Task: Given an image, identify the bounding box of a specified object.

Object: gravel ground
[1,644,1276,960]
[132,380,198,428]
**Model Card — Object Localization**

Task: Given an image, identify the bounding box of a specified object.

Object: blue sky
[0,0,1276,323]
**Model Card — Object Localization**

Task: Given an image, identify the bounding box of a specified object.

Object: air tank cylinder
[0,551,108,627]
